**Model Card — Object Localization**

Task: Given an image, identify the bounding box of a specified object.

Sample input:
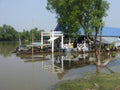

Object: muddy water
[0,42,120,90]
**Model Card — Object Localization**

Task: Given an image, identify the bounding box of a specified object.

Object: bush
[111,51,116,57]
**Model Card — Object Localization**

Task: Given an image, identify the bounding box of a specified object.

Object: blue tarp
[100,27,120,37]
[54,24,120,37]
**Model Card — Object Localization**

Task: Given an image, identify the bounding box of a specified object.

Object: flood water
[0,42,120,90]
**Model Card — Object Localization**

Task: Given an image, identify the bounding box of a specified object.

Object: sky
[0,0,120,32]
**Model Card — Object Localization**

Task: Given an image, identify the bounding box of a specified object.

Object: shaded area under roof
[97,37,120,46]
[97,37,120,44]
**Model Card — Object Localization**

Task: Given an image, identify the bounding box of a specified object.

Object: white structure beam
[41,30,64,53]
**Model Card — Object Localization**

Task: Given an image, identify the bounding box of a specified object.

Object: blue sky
[0,0,120,32]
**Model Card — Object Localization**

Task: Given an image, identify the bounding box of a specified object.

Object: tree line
[0,24,45,42]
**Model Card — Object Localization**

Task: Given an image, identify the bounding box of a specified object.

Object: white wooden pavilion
[41,30,64,53]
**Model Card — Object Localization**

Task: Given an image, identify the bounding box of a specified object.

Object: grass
[53,73,120,90]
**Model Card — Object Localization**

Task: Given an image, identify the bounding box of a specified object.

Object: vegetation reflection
[0,42,18,57]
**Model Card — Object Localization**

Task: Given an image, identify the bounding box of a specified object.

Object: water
[0,42,59,90]
[0,42,120,90]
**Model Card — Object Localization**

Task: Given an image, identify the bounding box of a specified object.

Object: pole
[52,30,54,53]
[61,35,64,48]
[41,32,43,49]
[32,19,34,56]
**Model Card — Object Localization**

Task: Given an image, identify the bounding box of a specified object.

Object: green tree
[0,24,18,41]
[20,29,27,41]
[90,0,109,52]
[0,24,45,42]
[30,28,41,42]
[0,26,3,40]
[47,0,109,51]
[47,0,81,42]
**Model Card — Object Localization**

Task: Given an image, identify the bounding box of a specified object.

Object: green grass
[53,73,120,90]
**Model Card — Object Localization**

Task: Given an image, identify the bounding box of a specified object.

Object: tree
[47,0,109,51]
[0,24,18,41]
[19,28,44,42]
[30,28,41,42]
[47,0,81,42]
[0,27,3,40]
[0,24,46,42]
[89,0,109,52]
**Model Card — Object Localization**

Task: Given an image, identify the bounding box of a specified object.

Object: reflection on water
[42,54,64,74]
[0,42,120,90]
[17,51,120,78]
[0,41,18,57]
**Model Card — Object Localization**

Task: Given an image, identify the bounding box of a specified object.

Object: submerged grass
[53,73,120,90]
